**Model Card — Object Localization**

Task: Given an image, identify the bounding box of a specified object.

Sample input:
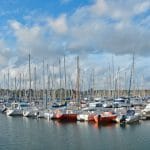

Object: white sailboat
[141,103,150,119]
[6,102,30,116]
[23,105,38,117]
[116,109,140,124]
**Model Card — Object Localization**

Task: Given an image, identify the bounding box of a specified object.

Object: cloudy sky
[0,0,150,90]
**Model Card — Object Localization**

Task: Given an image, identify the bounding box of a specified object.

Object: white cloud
[48,14,68,34]
[10,20,21,30]
[0,40,13,67]
[7,0,150,59]
[90,0,107,16]
[0,0,149,89]
[134,1,150,14]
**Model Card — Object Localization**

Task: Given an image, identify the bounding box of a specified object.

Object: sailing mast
[43,58,47,108]
[117,67,120,98]
[47,64,50,92]
[3,73,6,99]
[112,55,115,99]
[46,64,49,106]
[141,75,145,98]
[7,69,10,99]
[15,77,17,101]
[128,52,135,102]
[34,66,37,100]
[76,56,80,106]
[52,64,55,101]
[29,53,32,102]
[64,56,67,100]
[19,73,22,100]
[59,58,62,101]
[92,69,95,100]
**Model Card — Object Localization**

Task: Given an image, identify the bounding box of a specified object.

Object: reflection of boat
[94,112,117,124]
[6,102,30,116]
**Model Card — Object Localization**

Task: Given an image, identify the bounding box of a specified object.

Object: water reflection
[88,122,117,130]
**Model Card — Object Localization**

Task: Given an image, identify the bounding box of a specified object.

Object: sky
[0,0,150,90]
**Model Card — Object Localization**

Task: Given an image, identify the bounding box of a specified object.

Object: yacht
[141,103,150,119]
[117,109,140,124]
[6,102,30,116]
[125,110,140,124]
[23,106,38,117]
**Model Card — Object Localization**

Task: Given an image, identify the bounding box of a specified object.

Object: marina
[0,0,150,149]
[0,52,149,150]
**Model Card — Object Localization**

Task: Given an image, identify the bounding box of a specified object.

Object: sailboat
[117,109,140,124]
[23,54,40,117]
[141,103,150,119]
[6,102,30,116]
[51,108,78,121]
[52,56,80,122]
[93,112,117,124]
[77,111,96,121]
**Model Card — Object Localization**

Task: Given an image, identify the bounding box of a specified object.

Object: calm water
[0,113,150,150]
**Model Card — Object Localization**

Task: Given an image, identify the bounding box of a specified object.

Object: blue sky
[0,0,92,22]
[0,0,150,90]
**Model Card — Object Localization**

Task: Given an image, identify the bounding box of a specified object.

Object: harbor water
[0,113,150,150]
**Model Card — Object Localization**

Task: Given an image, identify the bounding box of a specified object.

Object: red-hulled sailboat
[52,109,78,122]
[94,112,117,124]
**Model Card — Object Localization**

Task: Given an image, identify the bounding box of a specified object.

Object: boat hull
[7,109,23,116]
[126,114,140,124]
[94,112,117,124]
[23,110,37,117]
[77,114,95,122]
[54,113,77,122]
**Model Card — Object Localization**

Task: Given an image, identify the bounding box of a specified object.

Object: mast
[43,58,47,108]
[23,73,25,99]
[15,77,17,101]
[128,52,135,101]
[7,69,10,98]
[108,63,111,98]
[4,73,6,98]
[92,69,95,99]
[64,56,67,100]
[46,64,49,105]
[124,71,127,96]
[142,75,145,97]
[29,54,32,102]
[117,67,120,98]
[76,56,80,105]
[112,55,116,98]
[59,58,62,101]
[4,73,5,90]
[34,66,37,100]
[19,73,22,100]
[47,64,50,91]
[52,64,55,101]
